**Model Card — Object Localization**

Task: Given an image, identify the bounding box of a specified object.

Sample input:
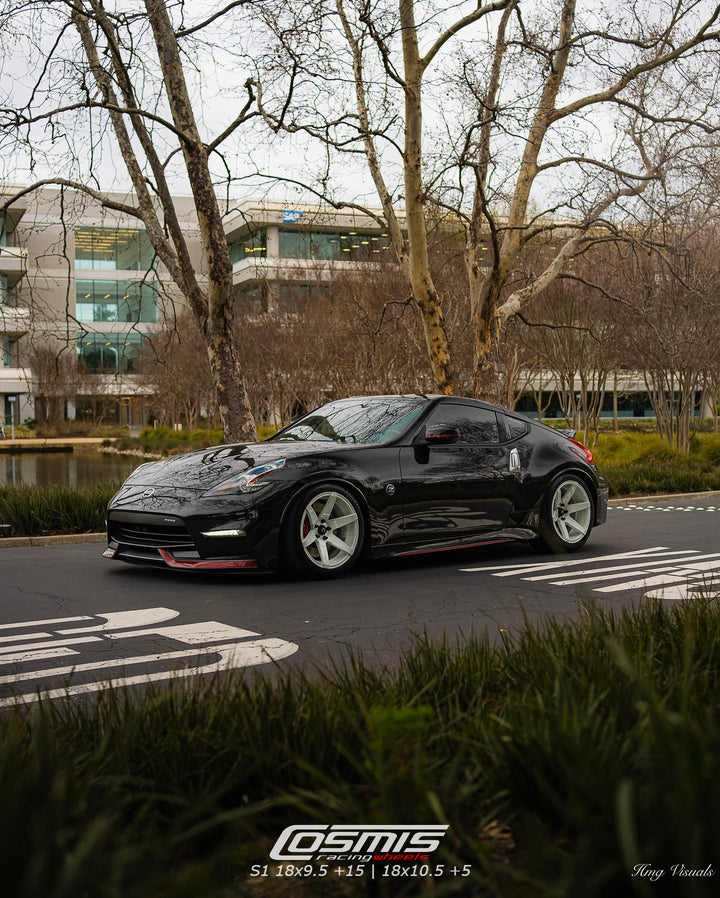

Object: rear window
[506,415,529,440]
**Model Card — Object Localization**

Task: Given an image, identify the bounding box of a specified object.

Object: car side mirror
[424,424,460,445]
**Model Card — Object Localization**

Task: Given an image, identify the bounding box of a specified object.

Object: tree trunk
[399,0,455,395]
[143,0,257,443]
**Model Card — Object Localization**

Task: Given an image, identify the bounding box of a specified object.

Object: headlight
[202,459,286,497]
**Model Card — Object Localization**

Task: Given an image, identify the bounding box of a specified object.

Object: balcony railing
[0,305,30,336]
[0,367,31,393]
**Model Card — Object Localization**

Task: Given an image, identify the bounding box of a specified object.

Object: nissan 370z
[104,395,609,579]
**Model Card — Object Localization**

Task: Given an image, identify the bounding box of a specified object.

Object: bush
[35,421,130,438]
[0,483,118,536]
[3,599,720,896]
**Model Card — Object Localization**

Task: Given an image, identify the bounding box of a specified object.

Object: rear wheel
[280,484,364,579]
[536,475,594,554]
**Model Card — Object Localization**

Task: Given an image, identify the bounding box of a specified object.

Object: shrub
[0,483,118,536]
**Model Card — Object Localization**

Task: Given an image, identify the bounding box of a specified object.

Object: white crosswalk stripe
[461,547,720,600]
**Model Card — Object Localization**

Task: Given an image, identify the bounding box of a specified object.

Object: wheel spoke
[317,540,330,566]
[566,501,590,512]
[330,512,357,529]
[565,516,586,534]
[306,506,320,527]
[301,530,317,548]
[562,482,578,503]
[327,533,352,556]
[557,519,570,540]
[321,493,337,518]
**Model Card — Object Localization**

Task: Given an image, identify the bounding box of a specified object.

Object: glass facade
[2,336,10,367]
[74,227,155,270]
[75,279,157,323]
[279,229,392,261]
[1,274,6,305]
[229,228,267,262]
[76,332,147,374]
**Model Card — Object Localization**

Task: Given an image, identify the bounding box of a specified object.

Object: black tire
[279,483,365,579]
[536,474,594,555]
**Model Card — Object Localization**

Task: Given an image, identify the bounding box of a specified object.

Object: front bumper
[104,482,297,570]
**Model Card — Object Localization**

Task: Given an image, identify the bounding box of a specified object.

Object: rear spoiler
[557,428,576,439]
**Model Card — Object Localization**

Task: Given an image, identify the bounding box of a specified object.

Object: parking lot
[2,497,719,705]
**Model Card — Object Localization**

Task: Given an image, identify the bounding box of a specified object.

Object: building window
[2,336,10,367]
[74,227,155,270]
[229,228,267,262]
[0,213,6,248]
[76,332,147,374]
[278,229,392,261]
[0,274,6,305]
[75,279,158,323]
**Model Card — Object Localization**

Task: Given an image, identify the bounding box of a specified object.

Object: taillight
[567,437,594,465]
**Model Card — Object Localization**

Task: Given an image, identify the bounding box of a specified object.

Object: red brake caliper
[302,514,310,539]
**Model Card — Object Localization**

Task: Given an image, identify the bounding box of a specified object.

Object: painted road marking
[461,547,693,575]
[611,505,717,512]
[461,548,720,600]
[0,614,94,630]
[56,607,180,634]
[0,607,299,706]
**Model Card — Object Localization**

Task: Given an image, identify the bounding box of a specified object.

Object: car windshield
[270,398,426,445]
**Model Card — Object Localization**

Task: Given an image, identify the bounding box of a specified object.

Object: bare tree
[139,316,218,431]
[0,0,275,441]
[252,0,720,400]
[624,229,720,451]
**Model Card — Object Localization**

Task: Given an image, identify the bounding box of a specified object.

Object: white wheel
[550,479,593,544]
[299,490,361,570]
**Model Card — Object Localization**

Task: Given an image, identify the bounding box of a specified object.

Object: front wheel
[536,475,594,554]
[280,484,365,579]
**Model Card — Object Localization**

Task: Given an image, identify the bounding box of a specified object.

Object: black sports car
[105,395,609,578]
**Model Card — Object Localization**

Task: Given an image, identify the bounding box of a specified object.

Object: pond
[0,450,141,487]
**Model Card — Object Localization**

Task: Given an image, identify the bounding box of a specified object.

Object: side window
[426,404,500,444]
[506,415,529,440]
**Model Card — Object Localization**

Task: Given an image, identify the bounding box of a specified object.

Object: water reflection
[0,451,139,487]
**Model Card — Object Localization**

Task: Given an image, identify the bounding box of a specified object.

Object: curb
[609,490,720,507]
[0,533,105,549]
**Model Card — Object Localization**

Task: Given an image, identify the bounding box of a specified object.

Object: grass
[3,598,720,896]
[595,433,720,496]
[112,425,277,456]
[0,482,119,536]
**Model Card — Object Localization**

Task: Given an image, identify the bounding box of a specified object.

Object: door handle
[509,448,520,472]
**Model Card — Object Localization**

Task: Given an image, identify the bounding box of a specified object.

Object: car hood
[124,440,348,490]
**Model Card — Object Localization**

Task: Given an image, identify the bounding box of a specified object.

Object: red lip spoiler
[158,549,258,570]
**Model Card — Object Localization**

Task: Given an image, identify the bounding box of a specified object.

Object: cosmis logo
[269,825,449,861]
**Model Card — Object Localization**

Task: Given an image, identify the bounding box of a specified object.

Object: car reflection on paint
[105,394,609,579]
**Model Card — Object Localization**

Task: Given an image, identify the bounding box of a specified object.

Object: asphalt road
[2,497,719,705]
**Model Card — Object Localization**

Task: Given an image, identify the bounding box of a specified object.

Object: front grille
[108,516,195,548]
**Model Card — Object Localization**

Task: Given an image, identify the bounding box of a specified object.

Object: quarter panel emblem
[385,483,396,496]
[142,488,155,498]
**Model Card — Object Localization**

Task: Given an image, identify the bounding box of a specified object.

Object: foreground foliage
[2,599,720,896]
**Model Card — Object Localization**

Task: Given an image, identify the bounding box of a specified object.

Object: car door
[399,402,516,542]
